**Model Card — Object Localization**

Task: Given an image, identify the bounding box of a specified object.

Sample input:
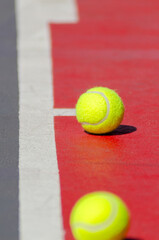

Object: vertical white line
[16,0,78,239]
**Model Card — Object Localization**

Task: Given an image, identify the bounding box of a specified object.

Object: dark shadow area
[106,125,137,136]
[125,238,143,240]
[85,125,137,136]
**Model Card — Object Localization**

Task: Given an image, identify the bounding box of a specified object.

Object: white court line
[54,109,76,116]
[16,0,78,239]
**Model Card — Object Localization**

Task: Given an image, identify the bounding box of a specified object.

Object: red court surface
[55,117,158,240]
[50,0,159,239]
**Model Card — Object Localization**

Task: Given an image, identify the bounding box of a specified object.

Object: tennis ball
[76,87,124,134]
[70,191,130,240]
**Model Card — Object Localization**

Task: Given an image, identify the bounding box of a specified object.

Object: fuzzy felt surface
[76,87,125,134]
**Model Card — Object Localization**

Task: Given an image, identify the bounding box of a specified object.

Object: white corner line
[16,0,78,240]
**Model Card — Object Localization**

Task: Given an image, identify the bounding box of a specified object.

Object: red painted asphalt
[50,0,159,239]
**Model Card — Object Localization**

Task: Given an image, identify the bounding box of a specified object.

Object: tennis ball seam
[71,195,118,233]
[80,91,110,126]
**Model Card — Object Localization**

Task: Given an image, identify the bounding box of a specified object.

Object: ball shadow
[85,125,137,136]
[125,238,143,240]
[105,125,137,136]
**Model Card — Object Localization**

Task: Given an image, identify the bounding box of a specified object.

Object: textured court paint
[51,0,159,239]
[55,117,159,240]
[51,0,159,109]
[0,0,19,239]
[16,0,78,239]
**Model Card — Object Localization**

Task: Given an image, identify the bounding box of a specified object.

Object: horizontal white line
[53,108,76,116]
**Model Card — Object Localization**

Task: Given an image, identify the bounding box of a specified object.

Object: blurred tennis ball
[70,191,130,240]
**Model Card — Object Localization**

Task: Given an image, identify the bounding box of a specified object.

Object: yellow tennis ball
[76,87,125,134]
[70,191,130,240]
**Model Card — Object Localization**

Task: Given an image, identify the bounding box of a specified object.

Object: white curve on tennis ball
[71,195,118,233]
[80,91,110,126]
